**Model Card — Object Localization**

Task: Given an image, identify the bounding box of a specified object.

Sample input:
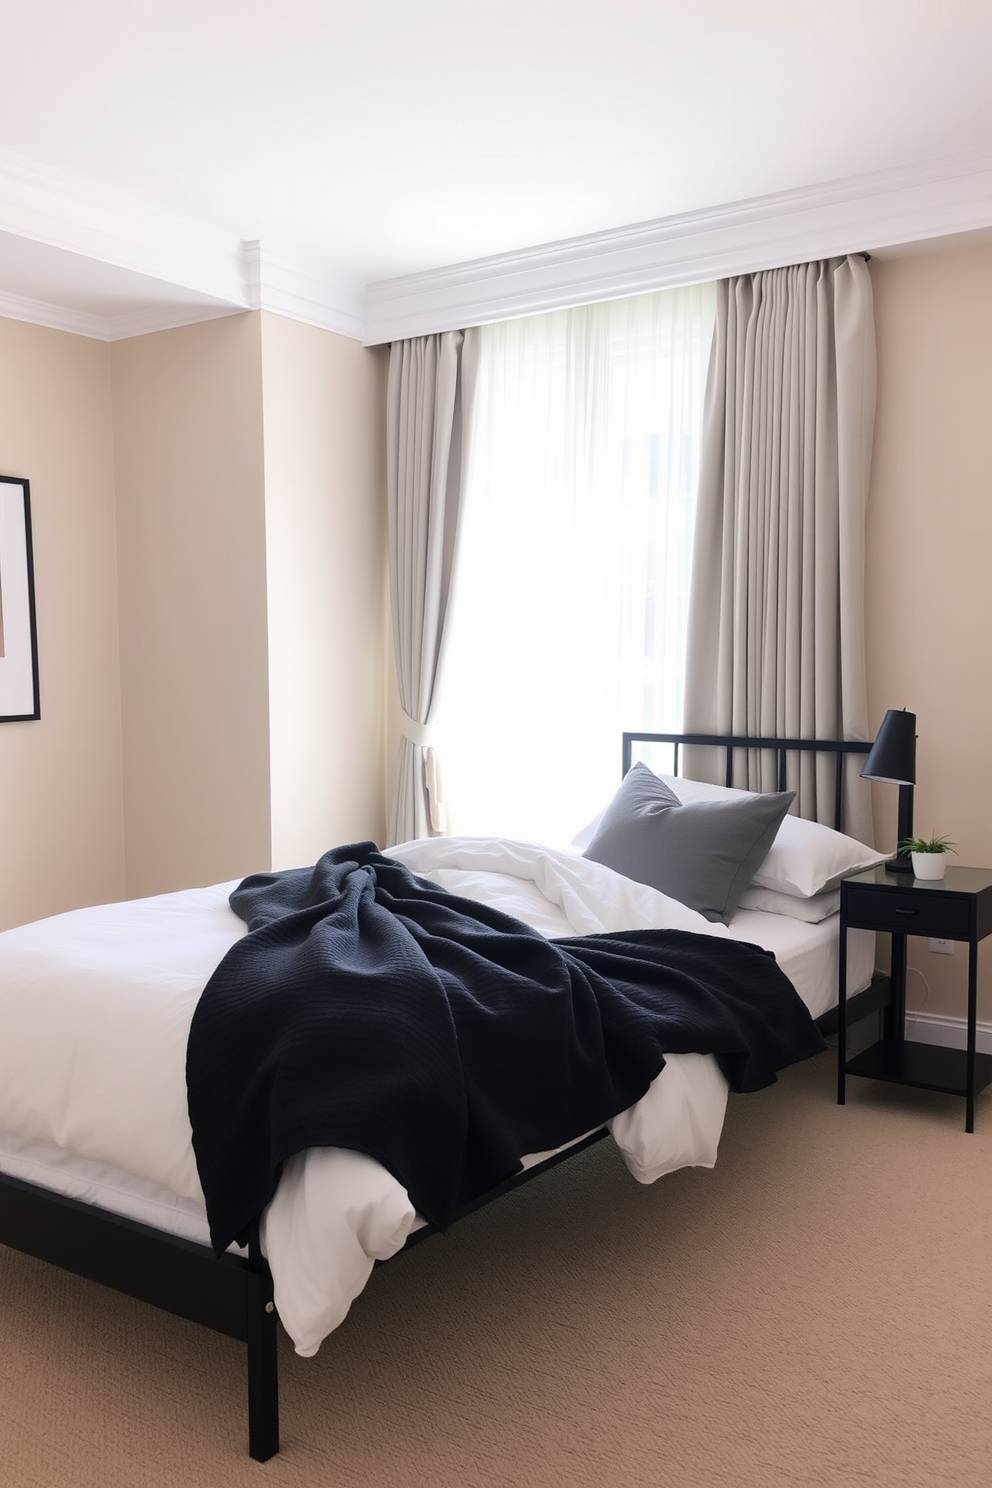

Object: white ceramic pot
[911,851,946,880]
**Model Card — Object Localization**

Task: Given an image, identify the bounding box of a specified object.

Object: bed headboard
[621,731,872,835]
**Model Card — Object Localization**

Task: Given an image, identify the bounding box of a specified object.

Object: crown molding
[105,302,248,342]
[0,286,246,342]
[0,148,369,342]
[242,241,366,342]
[4,144,992,346]
[363,146,992,344]
[0,147,248,307]
[0,286,113,340]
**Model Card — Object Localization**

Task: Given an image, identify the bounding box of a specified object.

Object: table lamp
[860,707,917,873]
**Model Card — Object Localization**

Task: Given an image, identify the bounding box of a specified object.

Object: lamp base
[884,854,915,874]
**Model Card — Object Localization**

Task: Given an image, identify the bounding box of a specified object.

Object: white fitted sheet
[0,836,873,1354]
[726,906,875,1022]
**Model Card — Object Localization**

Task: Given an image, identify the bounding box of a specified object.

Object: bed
[0,732,888,1460]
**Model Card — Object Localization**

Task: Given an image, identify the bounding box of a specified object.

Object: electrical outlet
[928,938,954,955]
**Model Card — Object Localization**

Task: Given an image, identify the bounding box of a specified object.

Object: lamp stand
[884,781,915,874]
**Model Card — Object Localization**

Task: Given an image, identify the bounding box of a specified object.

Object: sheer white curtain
[440,284,716,846]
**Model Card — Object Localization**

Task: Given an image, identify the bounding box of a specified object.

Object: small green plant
[897,834,956,855]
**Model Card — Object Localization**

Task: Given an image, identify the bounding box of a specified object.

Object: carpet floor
[2,1051,990,1487]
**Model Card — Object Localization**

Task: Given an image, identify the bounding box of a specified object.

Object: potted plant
[898,834,956,881]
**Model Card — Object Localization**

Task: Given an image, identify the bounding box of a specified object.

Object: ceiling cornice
[0,147,247,305]
[2,144,992,345]
[0,285,111,340]
[242,241,366,342]
[362,147,992,344]
[103,302,245,342]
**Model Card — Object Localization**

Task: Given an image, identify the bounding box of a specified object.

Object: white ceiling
[2,0,992,343]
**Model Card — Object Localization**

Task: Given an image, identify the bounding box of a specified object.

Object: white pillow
[735,885,840,923]
[656,773,888,898]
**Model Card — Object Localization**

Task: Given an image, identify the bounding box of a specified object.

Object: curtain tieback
[400,711,445,833]
[399,711,437,748]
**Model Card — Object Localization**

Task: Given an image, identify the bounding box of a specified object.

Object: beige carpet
[3,1053,991,1487]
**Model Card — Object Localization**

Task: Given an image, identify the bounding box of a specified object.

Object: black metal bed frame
[0,731,887,1461]
[0,1125,610,1462]
[621,729,873,833]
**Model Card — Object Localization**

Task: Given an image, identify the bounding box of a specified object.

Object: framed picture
[0,475,40,722]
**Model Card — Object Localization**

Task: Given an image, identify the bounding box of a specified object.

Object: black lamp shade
[860,708,917,786]
[861,708,917,871]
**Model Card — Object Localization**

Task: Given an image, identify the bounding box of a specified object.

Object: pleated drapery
[684,255,876,840]
[386,328,481,844]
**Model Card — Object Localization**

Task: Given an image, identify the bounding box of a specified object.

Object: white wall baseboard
[903,1011,992,1056]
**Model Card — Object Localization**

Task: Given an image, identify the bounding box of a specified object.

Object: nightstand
[837,865,992,1131]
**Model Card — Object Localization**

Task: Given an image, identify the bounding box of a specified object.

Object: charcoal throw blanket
[187,843,826,1253]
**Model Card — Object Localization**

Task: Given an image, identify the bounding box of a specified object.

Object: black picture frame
[0,475,40,722]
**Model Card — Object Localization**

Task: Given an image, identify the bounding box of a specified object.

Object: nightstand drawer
[843,885,971,939]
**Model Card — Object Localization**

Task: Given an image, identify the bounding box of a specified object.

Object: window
[441,283,715,846]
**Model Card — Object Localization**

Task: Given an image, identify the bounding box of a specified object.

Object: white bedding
[0,836,874,1356]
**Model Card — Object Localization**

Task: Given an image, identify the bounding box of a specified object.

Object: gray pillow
[581,763,795,925]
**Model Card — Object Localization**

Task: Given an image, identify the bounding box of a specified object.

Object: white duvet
[0,837,805,1355]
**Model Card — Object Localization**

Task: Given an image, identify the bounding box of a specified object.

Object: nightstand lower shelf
[846,1040,992,1100]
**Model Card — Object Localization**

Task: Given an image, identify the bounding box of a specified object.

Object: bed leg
[245,1265,279,1461]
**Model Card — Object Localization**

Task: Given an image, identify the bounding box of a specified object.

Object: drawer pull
[895,907,916,916]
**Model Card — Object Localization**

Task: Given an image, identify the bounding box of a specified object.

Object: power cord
[903,963,931,1036]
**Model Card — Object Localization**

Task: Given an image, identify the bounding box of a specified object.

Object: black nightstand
[838,865,992,1131]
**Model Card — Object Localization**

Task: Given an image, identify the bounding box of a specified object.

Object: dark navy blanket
[186,842,826,1254]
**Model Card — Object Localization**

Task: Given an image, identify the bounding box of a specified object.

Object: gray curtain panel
[683,255,876,840]
[386,328,481,844]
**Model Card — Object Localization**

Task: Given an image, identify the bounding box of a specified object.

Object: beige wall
[0,307,388,926]
[111,315,273,897]
[867,243,992,1020]
[259,312,388,866]
[0,318,124,930]
[111,311,390,896]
